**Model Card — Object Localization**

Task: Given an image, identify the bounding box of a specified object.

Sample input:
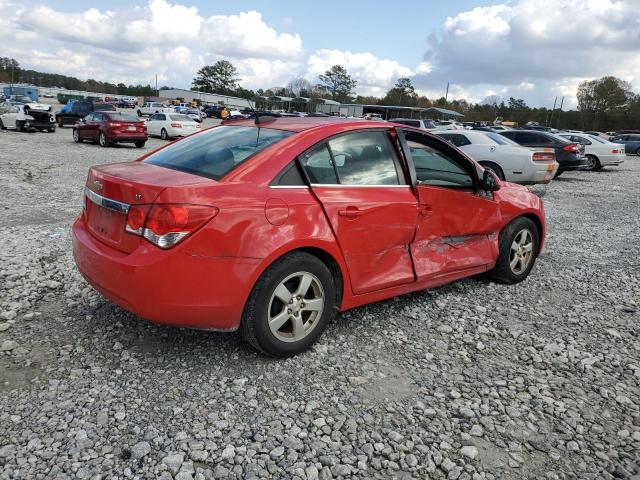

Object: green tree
[577,76,633,112]
[317,65,357,102]
[192,60,239,95]
[382,77,417,106]
[507,97,528,110]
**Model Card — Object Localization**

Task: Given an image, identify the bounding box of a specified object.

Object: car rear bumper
[520,162,558,185]
[599,154,625,166]
[24,120,55,129]
[72,215,257,331]
[108,133,148,142]
[558,157,589,171]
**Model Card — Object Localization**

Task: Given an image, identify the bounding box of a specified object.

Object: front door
[301,130,418,295]
[397,129,502,279]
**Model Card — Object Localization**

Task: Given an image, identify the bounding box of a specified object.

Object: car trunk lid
[84,161,215,253]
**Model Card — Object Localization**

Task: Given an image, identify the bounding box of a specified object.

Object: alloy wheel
[73,129,79,142]
[161,128,168,140]
[509,229,534,275]
[585,156,597,170]
[99,133,107,147]
[267,271,325,343]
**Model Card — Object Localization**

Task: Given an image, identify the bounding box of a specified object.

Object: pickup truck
[56,101,116,127]
[136,102,174,117]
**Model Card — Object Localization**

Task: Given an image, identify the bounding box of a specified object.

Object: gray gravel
[0,124,639,479]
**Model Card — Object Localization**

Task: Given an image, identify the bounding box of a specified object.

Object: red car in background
[73,111,147,148]
[72,116,546,356]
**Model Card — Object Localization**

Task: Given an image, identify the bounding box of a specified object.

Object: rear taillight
[562,144,580,153]
[125,204,218,248]
[171,123,182,128]
[107,122,122,128]
[532,152,555,162]
[611,148,623,154]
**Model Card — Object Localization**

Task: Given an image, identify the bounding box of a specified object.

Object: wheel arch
[478,160,505,180]
[517,212,544,254]
[250,242,350,312]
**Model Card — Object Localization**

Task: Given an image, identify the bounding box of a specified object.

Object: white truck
[136,102,174,117]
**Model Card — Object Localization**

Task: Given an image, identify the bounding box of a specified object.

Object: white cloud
[416,0,640,107]
[306,49,413,96]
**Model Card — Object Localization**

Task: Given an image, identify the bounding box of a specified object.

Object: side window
[84,113,95,122]
[442,134,470,147]
[573,135,591,145]
[273,162,306,186]
[158,114,166,121]
[328,131,402,185]
[93,113,103,122]
[148,114,157,121]
[300,145,338,185]
[408,140,474,188]
[514,132,539,145]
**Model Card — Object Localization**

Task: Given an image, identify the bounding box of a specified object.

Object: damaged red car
[72,116,546,356]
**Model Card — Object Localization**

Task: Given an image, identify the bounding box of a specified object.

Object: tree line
[0,57,156,96]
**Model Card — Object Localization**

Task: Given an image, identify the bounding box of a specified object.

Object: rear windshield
[94,103,116,111]
[485,132,516,145]
[169,114,192,121]
[144,125,293,180]
[105,112,139,122]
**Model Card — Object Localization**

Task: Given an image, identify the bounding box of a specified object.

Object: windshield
[485,132,517,145]
[587,135,606,144]
[144,126,293,180]
[105,112,139,122]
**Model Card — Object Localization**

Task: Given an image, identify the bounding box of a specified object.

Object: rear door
[300,129,418,295]
[397,129,502,279]
[147,114,159,135]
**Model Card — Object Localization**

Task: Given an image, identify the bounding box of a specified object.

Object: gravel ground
[0,124,639,480]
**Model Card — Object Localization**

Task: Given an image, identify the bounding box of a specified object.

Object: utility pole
[546,96,557,126]
[554,96,564,129]
[155,74,158,97]
[445,82,450,102]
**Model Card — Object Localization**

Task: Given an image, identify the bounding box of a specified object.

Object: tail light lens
[107,122,122,128]
[532,152,555,162]
[171,123,182,128]
[562,144,580,153]
[611,148,623,154]
[125,204,218,248]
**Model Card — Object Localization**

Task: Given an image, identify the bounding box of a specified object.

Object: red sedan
[73,111,147,148]
[72,116,546,356]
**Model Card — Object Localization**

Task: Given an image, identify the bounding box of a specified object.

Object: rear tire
[16,121,24,132]
[584,154,600,171]
[489,217,540,284]
[479,162,505,181]
[554,169,563,178]
[73,129,81,143]
[135,140,145,148]
[241,252,337,357]
[160,128,169,140]
[99,132,110,147]
[137,110,142,117]
[48,127,55,133]
[0,119,5,130]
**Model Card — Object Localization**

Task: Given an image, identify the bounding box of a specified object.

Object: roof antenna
[250,96,280,125]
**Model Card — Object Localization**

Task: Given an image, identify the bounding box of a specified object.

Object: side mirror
[481,169,500,191]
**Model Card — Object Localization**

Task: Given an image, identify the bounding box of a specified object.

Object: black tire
[490,217,540,284]
[48,127,55,133]
[241,252,337,357]
[137,110,142,117]
[135,140,145,148]
[0,118,5,130]
[636,147,640,156]
[160,128,169,140]
[72,129,82,143]
[480,162,505,181]
[585,154,600,171]
[58,119,64,128]
[554,169,563,178]
[99,132,110,147]
[16,121,24,132]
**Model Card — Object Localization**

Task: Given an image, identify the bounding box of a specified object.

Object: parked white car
[558,133,625,170]
[146,113,201,140]
[0,102,56,132]
[390,118,436,130]
[434,130,559,185]
[137,102,174,117]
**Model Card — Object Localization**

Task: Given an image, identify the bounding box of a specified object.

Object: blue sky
[2,0,639,107]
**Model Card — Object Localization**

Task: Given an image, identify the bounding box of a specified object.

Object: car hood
[24,103,51,111]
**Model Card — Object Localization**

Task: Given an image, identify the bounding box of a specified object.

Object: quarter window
[300,145,338,184]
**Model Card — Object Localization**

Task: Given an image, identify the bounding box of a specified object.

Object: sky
[1,0,639,108]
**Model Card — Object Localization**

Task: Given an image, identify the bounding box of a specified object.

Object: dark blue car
[610,134,640,156]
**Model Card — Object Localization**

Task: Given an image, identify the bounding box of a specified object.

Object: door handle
[338,206,362,219]
[419,204,433,216]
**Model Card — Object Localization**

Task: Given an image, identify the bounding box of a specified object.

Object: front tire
[490,217,540,284]
[241,252,336,357]
[0,118,5,130]
[16,121,24,132]
[99,132,110,147]
[73,129,81,143]
[137,110,142,117]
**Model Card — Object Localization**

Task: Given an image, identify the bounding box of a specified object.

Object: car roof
[223,117,391,133]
